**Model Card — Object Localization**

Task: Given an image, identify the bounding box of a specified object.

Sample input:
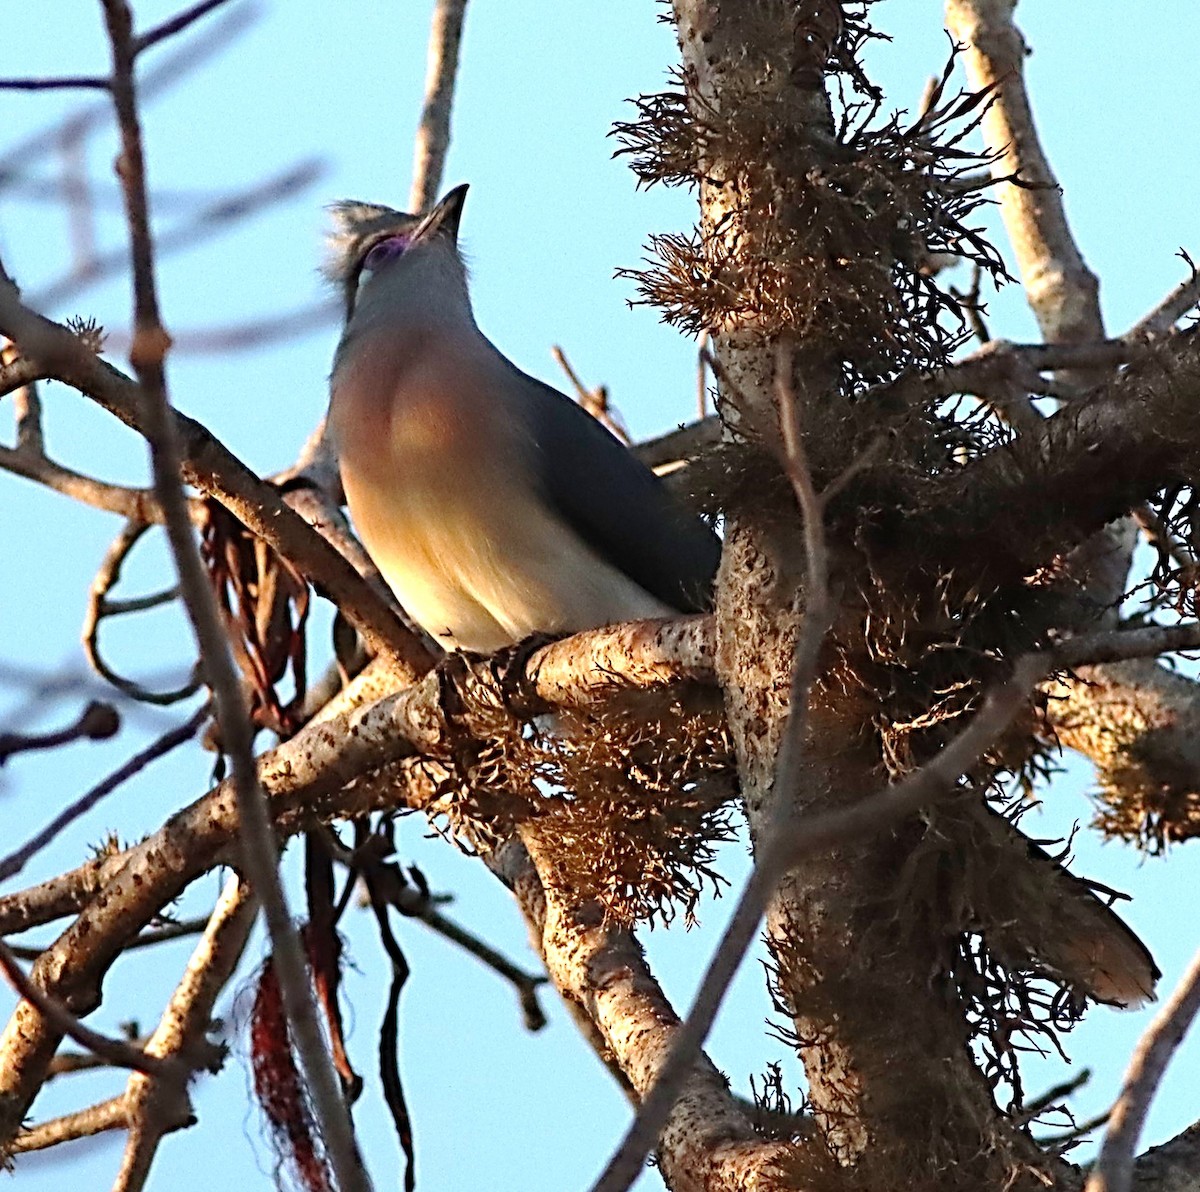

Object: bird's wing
[510,365,722,614]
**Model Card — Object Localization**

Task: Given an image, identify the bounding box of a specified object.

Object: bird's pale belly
[340,455,671,653]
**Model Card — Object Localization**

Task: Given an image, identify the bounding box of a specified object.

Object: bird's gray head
[324,183,469,321]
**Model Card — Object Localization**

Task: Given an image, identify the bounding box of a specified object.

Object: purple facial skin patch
[362,235,411,273]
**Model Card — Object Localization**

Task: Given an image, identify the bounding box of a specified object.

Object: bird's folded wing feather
[513,366,722,614]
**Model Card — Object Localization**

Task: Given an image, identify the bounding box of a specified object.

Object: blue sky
[2,3,1198,1190]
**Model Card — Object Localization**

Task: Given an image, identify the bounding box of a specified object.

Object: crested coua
[325,184,721,653]
[324,185,1158,1011]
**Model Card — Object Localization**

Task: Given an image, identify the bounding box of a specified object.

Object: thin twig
[61,117,96,272]
[1018,1068,1092,1121]
[421,904,547,1029]
[408,0,469,213]
[49,1035,150,1078]
[99,5,368,1189]
[0,443,162,520]
[1037,1108,1111,1151]
[0,706,207,886]
[0,3,258,191]
[82,519,200,705]
[10,916,214,964]
[133,0,241,55]
[551,344,593,404]
[551,345,627,441]
[0,77,111,92]
[1124,253,1200,340]
[590,340,837,1192]
[387,879,548,1032]
[1085,944,1200,1192]
[0,699,118,767]
[0,941,185,1079]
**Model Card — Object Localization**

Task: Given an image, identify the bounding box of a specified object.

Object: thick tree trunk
[673,2,1051,1183]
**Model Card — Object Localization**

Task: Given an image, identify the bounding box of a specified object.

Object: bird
[324,183,722,654]
[323,184,1157,1009]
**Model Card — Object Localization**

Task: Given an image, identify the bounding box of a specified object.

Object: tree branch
[408,0,468,213]
[99,4,366,1187]
[9,1095,129,1154]
[1087,944,1200,1192]
[115,874,256,1192]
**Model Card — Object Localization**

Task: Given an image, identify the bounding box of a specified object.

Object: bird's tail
[972,806,1159,1008]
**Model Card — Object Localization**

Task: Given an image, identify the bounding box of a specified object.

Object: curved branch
[1087,944,1200,1192]
[0,263,429,675]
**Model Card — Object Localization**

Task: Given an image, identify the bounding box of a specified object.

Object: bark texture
[673,3,1049,1185]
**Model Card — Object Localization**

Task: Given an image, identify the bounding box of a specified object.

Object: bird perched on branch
[322,184,1157,1010]
[325,183,721,654]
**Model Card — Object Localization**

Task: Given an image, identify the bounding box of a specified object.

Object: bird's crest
[322,200,418,283]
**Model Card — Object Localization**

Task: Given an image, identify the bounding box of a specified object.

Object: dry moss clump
[413,661,739,926]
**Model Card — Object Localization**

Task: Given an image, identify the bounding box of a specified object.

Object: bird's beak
[414,183,469,246]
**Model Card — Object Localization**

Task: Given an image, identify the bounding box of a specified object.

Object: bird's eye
[361,235,410,274]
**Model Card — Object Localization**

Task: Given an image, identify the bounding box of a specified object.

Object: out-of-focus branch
[0,4,259,193]
[592,651,1048,1192]
[408,0,468,213]
[0,699,118,768]
[591,343,842,1192]
[99,4,366,1189]
[31,159,325,312]
[0,941,196,1081]
[100,297,339,355]
[133,0,242,56]
[1087,944,1200,1192]
[516,831,789,1192]
[0,705,206,886]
